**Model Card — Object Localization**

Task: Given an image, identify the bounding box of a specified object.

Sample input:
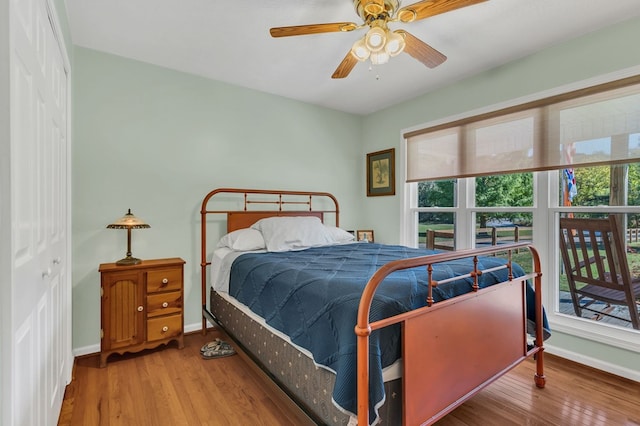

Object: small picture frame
[367,148,395,197]
[357,230,374,243]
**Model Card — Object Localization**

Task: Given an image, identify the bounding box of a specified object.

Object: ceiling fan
[270,0,488,79]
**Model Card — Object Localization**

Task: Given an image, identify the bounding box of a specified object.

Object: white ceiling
[64,0,640,115]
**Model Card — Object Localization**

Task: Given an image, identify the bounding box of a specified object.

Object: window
[417,180,456,250]
[415,173,534,267]
[403,74,640,352]
[558,159,640,329]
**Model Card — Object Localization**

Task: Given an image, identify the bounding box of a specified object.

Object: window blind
[405,76,640,182]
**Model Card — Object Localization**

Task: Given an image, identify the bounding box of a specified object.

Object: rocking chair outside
[559,215,640,329]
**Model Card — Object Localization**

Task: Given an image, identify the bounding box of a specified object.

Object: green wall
[361,17,640,375]
[71,48,364,350]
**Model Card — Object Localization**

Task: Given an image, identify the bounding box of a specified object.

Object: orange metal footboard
[355,243,545,425]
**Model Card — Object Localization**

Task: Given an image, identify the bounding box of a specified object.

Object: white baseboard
[544,344,640,382]
[72,344,100,358]
[72,321,214,358]
[185,321,214,334]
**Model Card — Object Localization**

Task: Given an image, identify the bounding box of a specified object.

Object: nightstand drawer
[147,268,182,293]
[147,314,182,341]
[147,291,182,317]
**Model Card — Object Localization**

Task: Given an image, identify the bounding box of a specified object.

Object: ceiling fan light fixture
[363,0,385,16]
[384,30,405,56]
[272,0,484,79]
[364,26,386,52]
[397,9,417,23]
[351,38,371,61]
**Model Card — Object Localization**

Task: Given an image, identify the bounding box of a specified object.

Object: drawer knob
[161,278,169,285]
[162,326,169,332]
[162,302,169,308]
[137,306,144,312]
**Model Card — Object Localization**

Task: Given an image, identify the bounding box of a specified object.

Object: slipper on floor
[200,338,223,354]
[201,338,236,359]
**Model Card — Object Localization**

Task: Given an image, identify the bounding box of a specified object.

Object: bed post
[354,315,372,426]
[201,191,210,334]
[200,188,221,335]
[531,245,546,388]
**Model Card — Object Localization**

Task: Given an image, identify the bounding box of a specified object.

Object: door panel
[9,0,69,424]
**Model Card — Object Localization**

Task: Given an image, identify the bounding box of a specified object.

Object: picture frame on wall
[367,148,395,197]
[356,230,374,243]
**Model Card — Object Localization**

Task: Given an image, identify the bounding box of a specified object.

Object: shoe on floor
[201,338,236,359]
[200,338,222,354]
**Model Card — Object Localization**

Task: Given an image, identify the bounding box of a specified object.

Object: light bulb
[351,38,370,61]
[384,30,406,57]
[365,26,386,52]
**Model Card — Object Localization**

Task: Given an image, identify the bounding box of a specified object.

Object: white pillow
[216,228,266,251]
[324,225,356,243]
[251,216,335,252]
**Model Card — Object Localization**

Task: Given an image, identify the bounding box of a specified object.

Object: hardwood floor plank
[59,333,640,426]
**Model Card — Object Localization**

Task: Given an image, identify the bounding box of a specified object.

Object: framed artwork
[356,230,374,243]
[367,148,395,197]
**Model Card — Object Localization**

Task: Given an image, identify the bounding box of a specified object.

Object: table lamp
[106,209,150,265]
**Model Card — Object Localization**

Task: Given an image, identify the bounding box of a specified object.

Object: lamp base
[115,256,142,266]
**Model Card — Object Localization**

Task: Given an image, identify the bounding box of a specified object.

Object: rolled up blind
[405,76,640,182]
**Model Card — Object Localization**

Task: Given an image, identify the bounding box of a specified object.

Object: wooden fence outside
[628,228,640,244]
[420,227,640,250]
[421,226,532,251]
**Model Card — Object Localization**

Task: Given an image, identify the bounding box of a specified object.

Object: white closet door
[10,0,70,424]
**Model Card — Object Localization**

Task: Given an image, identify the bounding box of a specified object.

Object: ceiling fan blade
[398,30,447,68]
[397,0,488,23]
[332,51,359,79]
[270,22,358,38]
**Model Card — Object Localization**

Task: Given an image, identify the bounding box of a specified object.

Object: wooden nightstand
[98,257,185,367]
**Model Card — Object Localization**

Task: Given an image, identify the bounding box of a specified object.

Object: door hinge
[100,287,103,297]
[100,329,104,339]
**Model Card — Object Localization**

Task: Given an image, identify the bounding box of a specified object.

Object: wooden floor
[58,330,640,426]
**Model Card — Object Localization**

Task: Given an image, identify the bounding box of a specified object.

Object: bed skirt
[210,291,402,425]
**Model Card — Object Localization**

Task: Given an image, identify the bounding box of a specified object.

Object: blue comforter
[229,243,546,423]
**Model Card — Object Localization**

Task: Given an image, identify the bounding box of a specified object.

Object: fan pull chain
[368,64,381,80]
